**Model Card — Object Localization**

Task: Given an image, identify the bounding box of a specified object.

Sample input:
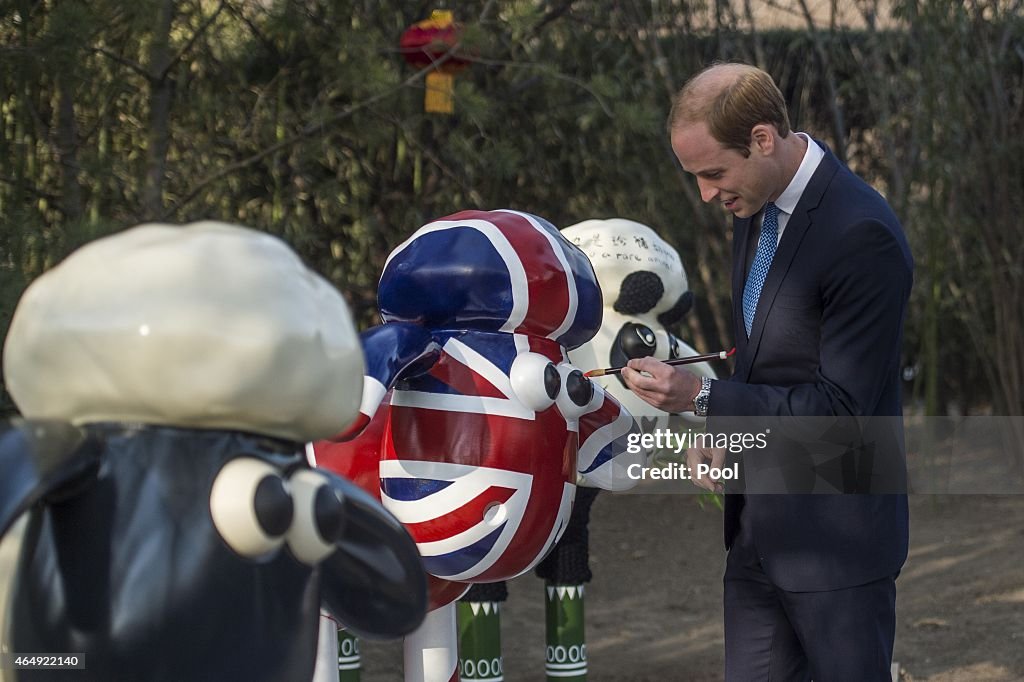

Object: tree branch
[372,107,484,205]
[91,46,150,80]
[160,0,229,81]
[0,175,61,204]
[529,0,577,38]
[164,67,435,219]
[796,0,847,161]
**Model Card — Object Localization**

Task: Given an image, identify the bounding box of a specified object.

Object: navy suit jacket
[708,142,913,592]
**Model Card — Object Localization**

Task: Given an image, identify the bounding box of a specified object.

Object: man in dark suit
[622,63,913,681]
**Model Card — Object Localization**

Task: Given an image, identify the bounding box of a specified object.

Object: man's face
[670,121,774,219]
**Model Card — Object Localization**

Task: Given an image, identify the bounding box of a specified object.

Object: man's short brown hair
[668,63,791,157]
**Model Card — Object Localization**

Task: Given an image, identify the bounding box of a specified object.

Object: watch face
[690,378,708,417]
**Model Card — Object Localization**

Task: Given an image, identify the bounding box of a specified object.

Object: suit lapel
[741,149,840,371]
[731,214,753,357]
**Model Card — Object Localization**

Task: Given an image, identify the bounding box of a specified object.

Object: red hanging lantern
[400,10,468,115]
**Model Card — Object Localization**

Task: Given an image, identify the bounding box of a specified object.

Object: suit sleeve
[708,219,912,419]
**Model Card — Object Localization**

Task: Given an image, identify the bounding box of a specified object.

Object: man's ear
[750,124,775,155]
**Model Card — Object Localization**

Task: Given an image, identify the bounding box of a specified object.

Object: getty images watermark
[624,427,769,482]
[615,416,1024,495]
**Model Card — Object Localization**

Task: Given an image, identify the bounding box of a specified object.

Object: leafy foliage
[1,1,1022,448]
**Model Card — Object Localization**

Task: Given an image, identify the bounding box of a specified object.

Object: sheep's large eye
[555,363,595,420]
[286,469,346,565]
[612,322,657,364]
[510,352,560,411]
[210,458,292,559]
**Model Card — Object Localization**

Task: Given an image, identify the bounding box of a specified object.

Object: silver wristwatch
[693,376,712,417]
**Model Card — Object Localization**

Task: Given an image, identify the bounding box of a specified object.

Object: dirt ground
[358,492,1024,681]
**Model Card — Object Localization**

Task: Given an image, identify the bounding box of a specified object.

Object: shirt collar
[773,132,824,216]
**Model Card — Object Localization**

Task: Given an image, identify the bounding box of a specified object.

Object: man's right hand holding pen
[620,356,725,494]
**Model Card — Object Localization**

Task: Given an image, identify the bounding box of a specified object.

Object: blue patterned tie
[742,202,779,336]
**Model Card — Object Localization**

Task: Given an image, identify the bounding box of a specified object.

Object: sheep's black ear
[657,291,694,326]
[613,271,664,315]
[1,420,101,538]
[317,468,428,638]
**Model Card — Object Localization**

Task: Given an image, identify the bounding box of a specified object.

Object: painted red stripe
[383,407,556,474]
[443,209,493,222]
[578,392,620,444]
[489,211,571,337]
[527,334,564,362]
[402,486,516,542]
[427,352,506,399]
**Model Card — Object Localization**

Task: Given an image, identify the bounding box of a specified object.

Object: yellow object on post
[425,71,455,115]
[400,10,468,115]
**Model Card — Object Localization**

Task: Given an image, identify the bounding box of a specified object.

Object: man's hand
[620,356,702,413]
[686,447,726,493]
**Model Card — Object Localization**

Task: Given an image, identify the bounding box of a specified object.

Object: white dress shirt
[766,132,824,244]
